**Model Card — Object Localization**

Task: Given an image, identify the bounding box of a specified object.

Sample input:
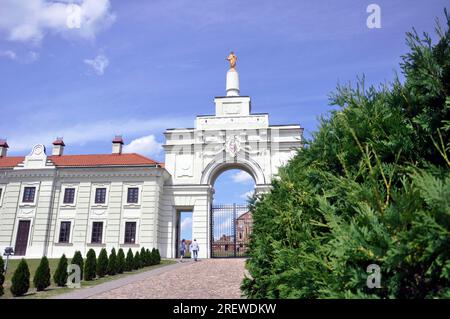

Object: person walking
[190,238,199,261]
[179,239,186,262]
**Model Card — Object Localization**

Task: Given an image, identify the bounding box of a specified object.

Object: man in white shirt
[190,238,199,261]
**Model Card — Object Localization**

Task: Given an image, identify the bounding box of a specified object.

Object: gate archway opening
[210,168,255,258]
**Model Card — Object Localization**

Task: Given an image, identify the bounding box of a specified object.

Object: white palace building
[0,55,303,259]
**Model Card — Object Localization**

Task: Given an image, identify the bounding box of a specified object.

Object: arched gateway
[161,53,303,258]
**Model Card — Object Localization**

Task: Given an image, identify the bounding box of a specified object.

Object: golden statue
[227,51,237,69]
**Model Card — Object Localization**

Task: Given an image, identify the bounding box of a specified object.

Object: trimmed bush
[33,256,51,291]
[84,249,97,281]
[140,247,147,266]
[53,254,68,287]
[0,257,5,296]
[107,248,117,276]
[117,248,125,274]
[71,251,84,280]
[150,248,157,265]
[145,249,151,266]
[10,259,30,296]
[155,249,161,264]
[96,248,108,278]
[125,248,134,272]
[134,251,141,270]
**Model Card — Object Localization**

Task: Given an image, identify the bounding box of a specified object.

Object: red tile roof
[0,153,164,168]
[0,156,23,168]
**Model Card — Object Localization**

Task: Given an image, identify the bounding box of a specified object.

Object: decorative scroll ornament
[225,135,241,157]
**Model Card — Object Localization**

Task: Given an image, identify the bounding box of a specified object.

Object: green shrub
[10,259,30,296]
[53,254,68,287]
[140,248,147,266]
[150,248,157,265]
[84,249,97,281]
[242,12,450,299]
[134,251,141,270]
[0,257,4,296]
[125,248,134,272]
[117,248,125,274]
[96,248,108,278]
[144,249,151,266]
[33,256,51,291]
[107,248,117,276]
[71,251,84,280]
[155,249,161,264]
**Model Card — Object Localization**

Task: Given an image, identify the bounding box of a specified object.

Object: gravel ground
[91,259,248,299]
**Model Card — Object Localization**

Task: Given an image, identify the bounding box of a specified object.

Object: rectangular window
[0,188,3,202]
[94,188,107,204]
[127,187,139,204]
[22,186,36,203]
[124,222,136,244]
[91,222,103,244]
[58,221,71,243]
[63,188,76,204]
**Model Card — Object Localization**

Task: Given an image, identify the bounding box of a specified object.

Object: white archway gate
[159,60,303,258]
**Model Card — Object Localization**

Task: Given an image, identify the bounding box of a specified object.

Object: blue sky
[0,1,447,239]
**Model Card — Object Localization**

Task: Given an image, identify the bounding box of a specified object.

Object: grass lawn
[1,259,176,299]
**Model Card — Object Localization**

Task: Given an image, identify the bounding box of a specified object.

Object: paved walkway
[53,259,247,299]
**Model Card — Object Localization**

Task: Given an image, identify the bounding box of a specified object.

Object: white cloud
[180,217,192,236]
[231,170,253,184]
[0,0,115,44]
[0,50,16,60]
[240,190,254,200]
[123,135,163,158]
[84,54,109,75]
[0,50,40,63]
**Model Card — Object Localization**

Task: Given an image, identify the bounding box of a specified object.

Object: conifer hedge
[134,251,141,270]
[33,256,51,291]
[10,259,30,296]
[242,11,450,299]
[84,249,97,281]
[125,248,134,272]
[108,248,117,276]
[97,248,108,278]
[117,248,125,274]
[53,254,68,287]
[72,251,84,281]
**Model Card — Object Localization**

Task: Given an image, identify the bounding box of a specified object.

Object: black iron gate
[210,204,253,258]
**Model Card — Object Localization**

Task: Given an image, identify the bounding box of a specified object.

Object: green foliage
[53,254,68,287]
[0,257,4,296]
[71,251,84,281]
[96,248,108,278]
[125,248,134,272]
[134,251,141,270]
[144,249,150,266]
[242,11,450,299]
[107,248,117,276]
[33,256,51,291]
[117,248,125,274]
[155,249,161,264]
[10,259,30,297]
[140,248,147,267]
[84,249,97,281]
[151,248,160,265]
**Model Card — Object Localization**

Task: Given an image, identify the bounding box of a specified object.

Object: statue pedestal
[226,68,240,96]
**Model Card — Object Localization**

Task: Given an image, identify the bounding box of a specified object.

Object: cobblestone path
[90,259,247,299]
